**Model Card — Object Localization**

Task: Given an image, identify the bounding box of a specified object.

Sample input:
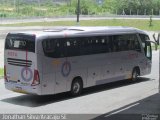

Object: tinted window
[43,38,67,58]
[79,36,112,55]
[5,34,35,52]
[139,34,149,42]
[113,34,141,52]
[139,34,150,49]
[65,38,81,57]
[42,34,142,58]
[43,36,113,58]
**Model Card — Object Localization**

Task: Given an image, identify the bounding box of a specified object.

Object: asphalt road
[0,51,159,120]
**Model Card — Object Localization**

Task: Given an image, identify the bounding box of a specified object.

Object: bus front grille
[7,58,32,67]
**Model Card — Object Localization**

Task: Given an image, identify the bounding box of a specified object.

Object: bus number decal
[21,67,33,82]
[8,51,17,57]
[61,61,71,77]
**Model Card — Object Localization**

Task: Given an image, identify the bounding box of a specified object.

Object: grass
[0,68,4,79]
[1,19,160,31]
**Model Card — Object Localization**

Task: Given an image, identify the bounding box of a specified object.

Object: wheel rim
[73,82,80,94]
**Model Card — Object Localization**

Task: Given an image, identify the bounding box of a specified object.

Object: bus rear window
[5,34,35,52]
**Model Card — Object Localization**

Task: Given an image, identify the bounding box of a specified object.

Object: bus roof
[8,26,148,40]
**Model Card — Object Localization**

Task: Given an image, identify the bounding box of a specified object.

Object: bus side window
[139,34,150,51]
[65,38,80,57]
[108,36,114,52]
[125,34,141,52]
[79,36,111,56]
[102,37,109,53]
[132,35,141,52]
[42,39,56,57]
[112,35,120,52]
[92,37,101,54]
[55,39,65,58]
[42,38,67,58]
[111,34,141,52]
[105,36,112,52]
[135,40,141,52]
[90,36,111,54]
[80,37,90,55]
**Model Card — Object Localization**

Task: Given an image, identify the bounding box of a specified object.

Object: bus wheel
[70,78,83,96]
[131,68,139,81]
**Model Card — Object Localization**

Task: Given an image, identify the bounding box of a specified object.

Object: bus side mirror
[152,33,159,50]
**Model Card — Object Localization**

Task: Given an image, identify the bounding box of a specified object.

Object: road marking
[105,103,139,118]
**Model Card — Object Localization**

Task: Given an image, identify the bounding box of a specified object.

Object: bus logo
[21,67,33,82]
[61,61,71,77]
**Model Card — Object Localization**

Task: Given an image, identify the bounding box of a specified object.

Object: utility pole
[77,0,80,25]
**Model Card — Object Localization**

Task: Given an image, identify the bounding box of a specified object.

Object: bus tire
[131,68,139,81]
[70,78,83,96]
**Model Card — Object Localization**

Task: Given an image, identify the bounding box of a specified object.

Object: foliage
[112,0,160,15]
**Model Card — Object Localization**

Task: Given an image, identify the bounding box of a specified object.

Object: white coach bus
[4,26,153,96]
